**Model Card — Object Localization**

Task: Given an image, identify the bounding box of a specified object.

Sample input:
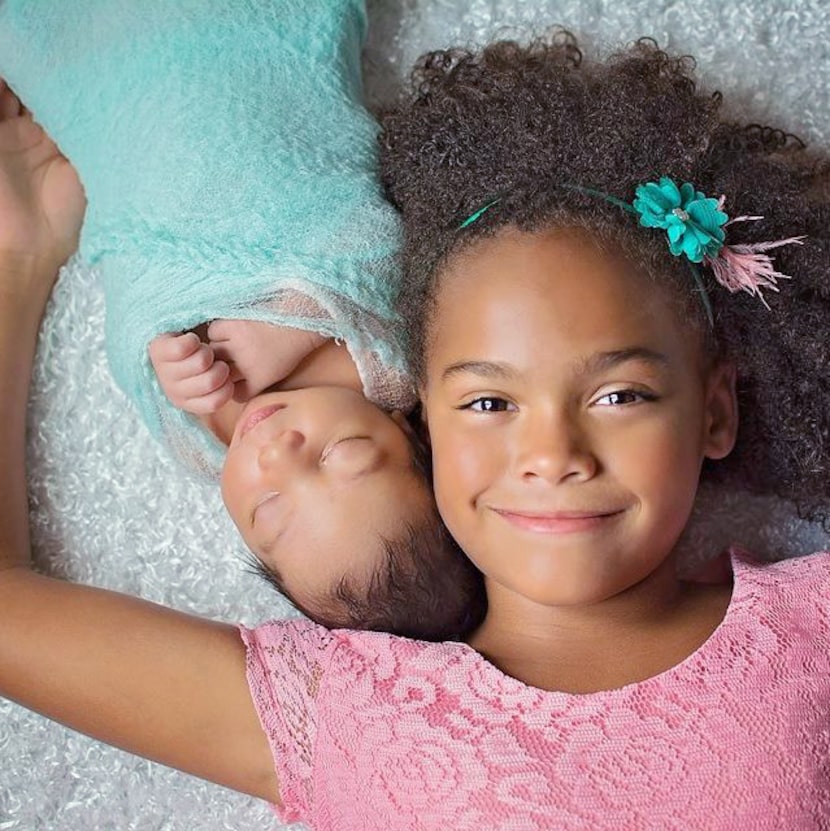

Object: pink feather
[704,236,805,310]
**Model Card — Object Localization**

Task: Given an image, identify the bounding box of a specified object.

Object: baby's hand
[148,332,234,415]
[207,319,326,402]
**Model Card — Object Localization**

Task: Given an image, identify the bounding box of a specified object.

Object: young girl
[0,0,484,639]
[2,33,829,831]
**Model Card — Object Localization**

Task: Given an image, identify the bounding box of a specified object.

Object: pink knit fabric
[241,548,830,830]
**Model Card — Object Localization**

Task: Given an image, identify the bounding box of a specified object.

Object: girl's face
[422,227,737,609]
[221,386,430,606]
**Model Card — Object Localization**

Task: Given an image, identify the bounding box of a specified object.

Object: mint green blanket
[0,0,412,473]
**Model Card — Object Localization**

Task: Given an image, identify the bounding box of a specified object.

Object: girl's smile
[423,226,739,613]
[490,507,627,535]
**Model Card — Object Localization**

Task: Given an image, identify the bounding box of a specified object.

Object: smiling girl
[418,224,740,693]
[1,31,829,831]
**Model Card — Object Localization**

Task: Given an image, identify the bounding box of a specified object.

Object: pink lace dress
[241,548,830,830]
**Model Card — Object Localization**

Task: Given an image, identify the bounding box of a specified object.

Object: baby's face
[220,386,430,610]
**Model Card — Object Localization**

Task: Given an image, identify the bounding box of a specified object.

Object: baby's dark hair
[379,32,830,524]
[248,432,486,641]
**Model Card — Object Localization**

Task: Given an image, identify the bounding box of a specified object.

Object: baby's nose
[257,429,307,468]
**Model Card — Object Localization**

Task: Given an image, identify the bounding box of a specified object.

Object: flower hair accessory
[560,178,806,322]
[630,177,805,312]
[632,178,727,262]
[458,177,804,323]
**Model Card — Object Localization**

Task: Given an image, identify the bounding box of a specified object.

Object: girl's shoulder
[732,546,830,587]
[729,546,830,627]
[239,618,457,675]
[239,618,344,673]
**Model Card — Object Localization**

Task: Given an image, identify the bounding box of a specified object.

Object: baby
[150,318,484,638]
[0,0,485,639]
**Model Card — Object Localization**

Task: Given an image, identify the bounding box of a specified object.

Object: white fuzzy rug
[2,1,829,829]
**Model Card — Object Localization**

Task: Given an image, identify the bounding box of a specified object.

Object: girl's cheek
[432,425,500,504]
[606,418,702,512]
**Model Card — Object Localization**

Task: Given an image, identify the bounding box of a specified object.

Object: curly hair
[379,31,830,526]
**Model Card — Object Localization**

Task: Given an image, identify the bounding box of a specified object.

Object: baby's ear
[390,404,431,445]
[389,409,409,428]
[703,361,738,460]
[389,408,417,437]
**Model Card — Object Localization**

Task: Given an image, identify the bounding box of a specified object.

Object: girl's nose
[256,429,307,470]
[513,411,597,484]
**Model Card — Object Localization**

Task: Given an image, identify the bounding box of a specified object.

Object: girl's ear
[417,389,431,442]
[703,361,738,460]
[418,388,432,447]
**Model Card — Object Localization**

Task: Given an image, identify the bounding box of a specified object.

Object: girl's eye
[459,397,515,413]
[593,389,654,407]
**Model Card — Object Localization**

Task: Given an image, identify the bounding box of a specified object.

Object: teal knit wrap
[0,0,413,473]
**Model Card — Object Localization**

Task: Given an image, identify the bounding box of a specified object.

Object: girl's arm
[0,88,279,803]
[0,573,278,801]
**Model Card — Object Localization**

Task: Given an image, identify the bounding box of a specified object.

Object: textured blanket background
[2,1,828,829]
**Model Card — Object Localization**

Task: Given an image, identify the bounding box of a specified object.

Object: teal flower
[632,177,728,263]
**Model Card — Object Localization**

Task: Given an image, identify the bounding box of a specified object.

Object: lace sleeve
[238,619,336,823]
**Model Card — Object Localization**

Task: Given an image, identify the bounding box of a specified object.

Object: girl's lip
[239,404,286,439]
[492,508,624,534]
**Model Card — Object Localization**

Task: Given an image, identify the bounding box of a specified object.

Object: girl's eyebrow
[441,360,518,382]
[576,347,671,375]
[441,348,670,382]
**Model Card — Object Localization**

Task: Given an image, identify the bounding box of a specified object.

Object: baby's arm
[0,90,278,802]
[207,318,326,402]
[149,321,327,415]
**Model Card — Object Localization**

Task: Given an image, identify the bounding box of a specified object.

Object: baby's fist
[208,319,325,402]
[148,332,234,415]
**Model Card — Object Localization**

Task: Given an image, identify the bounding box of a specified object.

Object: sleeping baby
[148,317,484,638]
[0,0,484,638]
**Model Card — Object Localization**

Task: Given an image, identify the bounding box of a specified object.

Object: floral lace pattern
[240,549,830,830]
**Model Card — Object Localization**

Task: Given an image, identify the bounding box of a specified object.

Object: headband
[458,177,805,324]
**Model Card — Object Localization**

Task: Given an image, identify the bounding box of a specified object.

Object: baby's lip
[239,403,286,439]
